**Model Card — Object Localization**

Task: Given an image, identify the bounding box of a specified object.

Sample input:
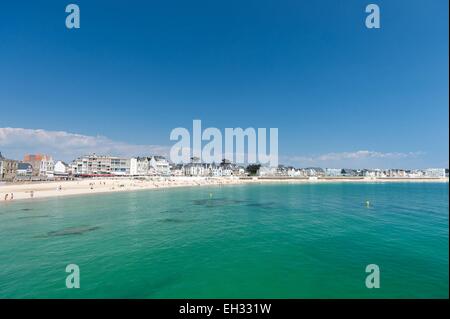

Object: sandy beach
[0,177,254,201]
[0,176,448,202]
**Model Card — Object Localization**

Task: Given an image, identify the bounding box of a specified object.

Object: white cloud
[0,127,427,168]
[316,150,424,161]
[282,150,425,168]
[0,127,170,161]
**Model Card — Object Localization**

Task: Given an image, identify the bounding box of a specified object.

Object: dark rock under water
[18,215,51,219]
[192,198,246,207]
[246,201,277,209]
[158,217,197,224]
[41,225,100,237]
[159,209,184,214]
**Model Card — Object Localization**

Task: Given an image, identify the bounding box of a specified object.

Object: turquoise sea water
[0,182,448,298]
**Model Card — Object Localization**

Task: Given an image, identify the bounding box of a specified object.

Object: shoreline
[0,176,448,203]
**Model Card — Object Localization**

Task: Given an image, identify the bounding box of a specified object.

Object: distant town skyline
[0,126,443,169]
[0,1,448,169]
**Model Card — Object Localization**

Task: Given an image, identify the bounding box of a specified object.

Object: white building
[303,167,325,177]
[219,159,243,176]
[210,164,223,177]
[423,168,446,178]
[363,169,385,178]
[169,163,184,176]
[110,158,130,175]
[407,169,424,178]
[149,156,170,175]
[182,158,245,177]
[258,166,278,177]
[71,155,130,176]
[39,156,54,178]
[184,163,209,176]
[287,167,304,177]
[130,156,171,176]
[325,168,342,177]
[235,167,246,176]
[221,166,233,176]
[16,163,33,177]
[130,157,138,175]
[54,161,69,177]
[387,169,407,177]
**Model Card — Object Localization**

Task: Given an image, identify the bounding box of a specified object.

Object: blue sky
[0,0,448,168]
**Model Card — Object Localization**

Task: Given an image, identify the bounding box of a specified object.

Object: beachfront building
[304,167,325,177]
[54,161,70,178]
[149,156,170,175]
[406,169,424,178]
[130,157,138,175]
[23,154,53,176]
[71,155,130,176]
[231,166,245,176]
[219,159,236,176]
[325,168,342,177]
[217,159,246,176]
[0,152,19,181]
[183,157,206,177]
[277,165,290,176]
[236,166,246,176]
[111,158,130,175]
[423,168,446,178]
[39,156,55,178]
[130,157,150,176]
[363,169,385,178]
[210,163,223,177]
[129,156,170,176]
[287,167,306,177]
[71,155,111,175]
[169,163,184,176]
[257,166,277,177]
[181,160,246,177]
[386,169,407,178]
[23,154,41,176]
[258,165,305,177]
[340,168,361,177]
[182,159,246,177]
[16,163,33,179]
[184,162,209,176]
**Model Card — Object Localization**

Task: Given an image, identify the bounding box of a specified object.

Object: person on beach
[10,193,13,200]
[30,191,34,198]
[4,194,8,201]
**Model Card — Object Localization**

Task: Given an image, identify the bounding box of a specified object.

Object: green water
[0,182,448,298]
